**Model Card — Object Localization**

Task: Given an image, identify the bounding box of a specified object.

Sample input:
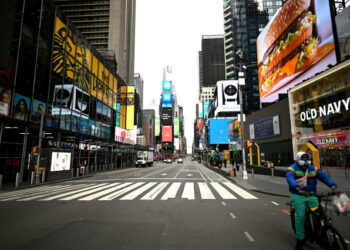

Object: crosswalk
[0,181,258,202]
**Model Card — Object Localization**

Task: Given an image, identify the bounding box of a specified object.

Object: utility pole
[238,71,248,179]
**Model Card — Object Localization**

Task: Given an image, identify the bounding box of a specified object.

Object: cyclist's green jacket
[286,163,337,195]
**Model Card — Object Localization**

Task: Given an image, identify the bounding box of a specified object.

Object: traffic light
[246,140,252,147]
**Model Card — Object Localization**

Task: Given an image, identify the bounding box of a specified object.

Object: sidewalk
[206,164,350,197]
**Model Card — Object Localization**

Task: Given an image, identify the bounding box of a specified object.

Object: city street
[2,159,348,249]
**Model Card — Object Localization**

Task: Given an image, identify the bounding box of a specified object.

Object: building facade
[199,35,225,88]
[54,0,136,84]
[142,109,155,148]
[0,0,140,185]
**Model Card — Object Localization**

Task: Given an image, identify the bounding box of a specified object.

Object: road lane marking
[120,182,157,200]
[161,182,181,200]
[99,183,145,200]
[229,212,236,219]
[142,166,171,178]
[0,185,63,199]
[161,173,168,176]
[222,182,257,199]
[60,183,119,201]
[210,182,236,199]
[141,182,169,200]
[345,239,350,244]
[40,184,106,201]
[221,201,226,206]
[198,182,215,199]
[187,174,193,177]
[244,232,255,242]
[173,164,186,179]
[79,183,133,201]
[271,201,279,206]
[181,182,195,200]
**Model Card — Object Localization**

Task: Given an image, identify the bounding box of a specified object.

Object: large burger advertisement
[257,0,337,103]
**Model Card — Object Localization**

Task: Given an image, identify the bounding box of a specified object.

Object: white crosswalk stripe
[198,182,215,199]
[210,182,237,199]
[0,181,258,201]
[120,182,157,200]
[141,182,168,200]
[182,182,195,200]
[59,183,119,201]
[99,182,145,201]
[222,182,258,199]
[79,183,130,201]
[40,184,105,201]
[161,182,181,200]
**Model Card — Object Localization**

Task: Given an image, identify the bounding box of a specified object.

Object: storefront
[289,60,350,169]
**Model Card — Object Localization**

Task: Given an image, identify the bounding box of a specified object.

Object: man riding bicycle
[286,151,340,250]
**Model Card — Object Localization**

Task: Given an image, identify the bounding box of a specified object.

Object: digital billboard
[257,0,337,103]
[174,117,179,137]
[336,6,350,61]
[115,126,136,145]
[161,108,172,125]
[126,86,135,130]
[249,115,280,140]
[162,81,172,91]
[50,152,71,172]
[155,117,160,136]
[208,119,233,145]
[162,92,172,108]
[162,125,172,142]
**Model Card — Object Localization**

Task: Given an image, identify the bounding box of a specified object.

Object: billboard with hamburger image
[257,0,337,103]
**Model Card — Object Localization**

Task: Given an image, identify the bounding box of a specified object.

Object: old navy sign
[300,97,350,121]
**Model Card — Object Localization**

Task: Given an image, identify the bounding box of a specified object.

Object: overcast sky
[134,0,224,153]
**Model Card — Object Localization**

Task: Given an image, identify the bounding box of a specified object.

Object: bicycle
[287,192,348,250]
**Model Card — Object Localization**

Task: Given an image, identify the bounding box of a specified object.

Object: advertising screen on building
[249,115,280,140]
[115,126,136,145]
[161,108,172,125]
[162,92,172,108]
[174,117,179,137]
[257,0,337,103]
[162,125,172,142]
[336,6,350,61]
[208,119,233,145]
[155,117,160,136]
[162,81,172,91]
[126,86,135,130]
[50,152,71,172]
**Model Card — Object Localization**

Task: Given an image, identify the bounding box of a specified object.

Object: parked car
[166,159,172,164]
[163,158,168,163]
[177,158,183,164]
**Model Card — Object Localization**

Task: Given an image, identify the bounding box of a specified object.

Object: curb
[203,164,290,198]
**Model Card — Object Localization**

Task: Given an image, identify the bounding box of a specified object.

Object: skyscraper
[199,35,226,88]
[54,0,136,84]
[223,0,281,113]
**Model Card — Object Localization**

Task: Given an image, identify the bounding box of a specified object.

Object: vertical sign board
[120,86,126,129]
[174,117,179,137]
[126,86,135,130]
[155,117,160,136]
[162,125,172,142]
[208,119,232,145]
[115,103,120,127]
[162,92,172,108]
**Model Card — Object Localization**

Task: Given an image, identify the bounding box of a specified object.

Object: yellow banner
[126,86,135,130]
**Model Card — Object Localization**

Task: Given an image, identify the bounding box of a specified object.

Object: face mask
[298,158,310,166]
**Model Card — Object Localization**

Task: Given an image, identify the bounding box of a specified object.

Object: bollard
[76,168,79,177]
[31,171,35,185]
[15,172,21,188]
[82,167,85,176]
[271,168,274,177]
[41,170,45,183]
[71,168,74,178]
[251,168,254,178]
[0,174,2,189]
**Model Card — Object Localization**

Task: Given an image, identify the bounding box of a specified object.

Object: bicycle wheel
[321,225,348,250]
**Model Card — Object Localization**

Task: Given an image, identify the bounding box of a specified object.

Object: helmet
[296,151,311,167]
